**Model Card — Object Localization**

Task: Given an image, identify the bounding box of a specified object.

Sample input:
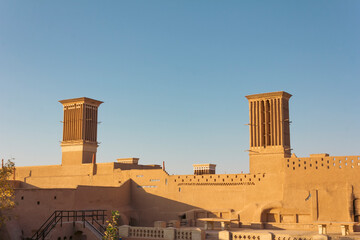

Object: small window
[178,187,181,192]
[37,201,40,205]
[21,196,24,200]
[54,196,57,200]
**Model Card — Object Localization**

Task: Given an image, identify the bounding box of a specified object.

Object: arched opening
[261,208,280,223]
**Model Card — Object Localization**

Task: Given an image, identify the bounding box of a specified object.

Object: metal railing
[31,210,106,240]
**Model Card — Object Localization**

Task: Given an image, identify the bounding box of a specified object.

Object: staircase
[31,210,106,240]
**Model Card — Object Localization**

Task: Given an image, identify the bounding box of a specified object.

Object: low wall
[118,225,205,240]
[219,231,328,240]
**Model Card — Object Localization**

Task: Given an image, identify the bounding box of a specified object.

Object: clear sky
[0,1,359,175]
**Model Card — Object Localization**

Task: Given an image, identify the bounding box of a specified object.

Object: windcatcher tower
[245,91,291,173]
[59,97,103,165]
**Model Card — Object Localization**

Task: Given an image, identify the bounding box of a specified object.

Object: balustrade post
[164,227,175,240]
[83,211,85,228]
[119,225,130,238]
[218,230,230,240]
[192,228,205,240]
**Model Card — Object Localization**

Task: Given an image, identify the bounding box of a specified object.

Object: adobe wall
[279,155,360,224]
[127,169,285,226]
[14,163,125,188]
[9,153,360,234]
[11,182,132,238]
[14,162,161,189]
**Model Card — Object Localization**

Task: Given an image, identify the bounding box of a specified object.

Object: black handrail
[85,219,105,237]
[93,218,107,233]
[31,210,106,240]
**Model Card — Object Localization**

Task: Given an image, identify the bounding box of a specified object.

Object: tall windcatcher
[59,97,103,165]
[245,91,291,173]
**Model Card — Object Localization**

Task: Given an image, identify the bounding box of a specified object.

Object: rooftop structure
[59,97,103,165]
[193,164,216,175]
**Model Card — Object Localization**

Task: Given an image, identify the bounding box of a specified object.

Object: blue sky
[0,1,359,174]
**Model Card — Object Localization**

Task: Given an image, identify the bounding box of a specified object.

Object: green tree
[0,159,15,227]
[103,210,120,240]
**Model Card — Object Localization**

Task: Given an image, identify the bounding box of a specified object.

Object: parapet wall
[285,155,360,172]
[172,173,265,186]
